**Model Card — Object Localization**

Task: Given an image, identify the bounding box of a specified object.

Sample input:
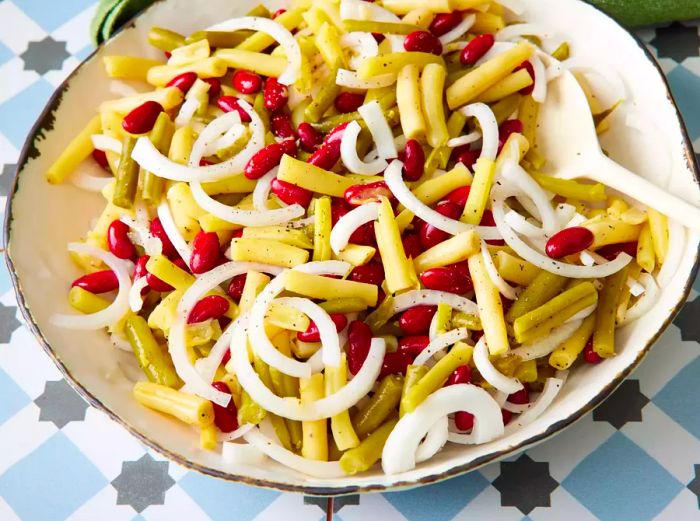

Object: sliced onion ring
[473,337,524,394]
[415,416,449,463]
[391,290,479,317]
[481,240,519,300]
[330,202,380,255]
[620,273,660,326]
[156,201,192,263]
[252,168,278,211]
[459,103,498,161]
[91,134,122,154]
[340,121,388,175]
[413,328,470,366]
[128,277,149,312]
[504,377,564,434]
[336,69,396,89]
[509,320,582,361]
[358,101,397,160]
[438,14,475,45]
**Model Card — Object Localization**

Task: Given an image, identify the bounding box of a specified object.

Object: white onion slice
[340,121,389,175]
[91,134,122,154]
[340,32,379,70]
[565,304,596,323]
[51,243,132,330]
[439,14,475,45]
[382,384,503,473]
[293,260,352,277]
[252,168,278,211]
[384,160,502,240]
[502,401,533,414]
[70,160,113,192]
[330,201,380,254]
[175,97,200,127]
[447,131,481,148]
[579,250,596,267]
[156,201,192,263]
[120,215,162,256]
[109,80,140,97]
[358,101,397,160]
[504,377,563,434]
[336,69,396,89]
[243,428,345,477]
[530,54,547,103]
[391,290,479,317]
[413,328,470,366]
[188,109,250,169]
[415,416,449,463]
[110,332,133,352]
[627,277,646,297]
[473,338,523,394]
[476,41,517,66]
[481,240,519,300]
[504,209,545,237]
[509,320,582,361]
[459,103,498,161]
[222,424,257,444]
[501,163,559,234]
[496,23,548,42]
[620,273,660,325]
[128,277,149,312]
[340,0,400,21]
[206,123,246,156]
[206,17,301,85]
[223,439,263,464]
[656,219,685,288]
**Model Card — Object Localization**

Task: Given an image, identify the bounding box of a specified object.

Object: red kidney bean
[190,231,220,274]
[379,351,413,378]
[217,96,252,122]
[446,186,471,208]
[349,263,384,286]
[583,339,602,364]
[352,222,377,246]
[263,77,289,111]
[211,381,239,432]
[344,181,393,206]
[372,32,385,44]
[446,365,472,385]
[498,119,524,151]
[403,30,443,55]
[331,197,351,224]
[308,143,340,170]
[324,122,350,146]
[420,266,473,294]
[227,273,247,301]
[188,295,230,324]
[72,270,118,294]
[297,122,321,152]
[166,71,198,93]
[596,242,638,261]
[403,139,425,181]
[244,143,287,179]
[545,226,595,259]
[92,149,109,170]
[347,320,372,375]
[122,101,164,134]
[402,233,422,260]
[454,411,474,431]
[398,335,430,356]
[232,70,262,94]
[297,313,348,342]
[399,306,437,335]
[203,77,221,98]
[334,92,365,114]
[270,111,296,139]
[456,149,479,170]
[429,11,463,37]
[508,387,530,405]
[134,255,149,279]
[221,348,231,366]
[460,33,495,65]
[149,217,178,258]
[418,200,462,249]
[272,8,286,18]
[270,178,313,207]
[501,408,513,425]
[515,60,535,94]
[107,220,136,260]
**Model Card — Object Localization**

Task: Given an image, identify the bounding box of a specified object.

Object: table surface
[0,2,699,520]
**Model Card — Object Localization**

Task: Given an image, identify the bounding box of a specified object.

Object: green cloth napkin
[90,0,700,46]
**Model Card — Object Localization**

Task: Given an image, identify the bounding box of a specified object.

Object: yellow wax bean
[434,111,468,169]
[267,302,311,332]
[103,56,163,81]
[365,295,396,332]
[168,125,195,164]
[148,26,186,52]
[400,365,429,417]
[343,20,419,34]
[471,11,505,33]
[284,271,378,306]
[292,339,320,359]
[317,22,347,69]
[402,8,434,28]
[469,251,509,355]
[507,271,566,322]
[637,223,656,273]
[146,255,196,290]
[494,133,529,174]
[593,266,629,358]
[313,196,332,261]
[461,158,496,225]
[451,311,482,330]
[382,0,484,14]
[239,270,270,313]
[302,6,332,34]
[397,64,426,140]
[277,155,354,197]
[607,197,630,219]
[199,213,242,234]
[413,231,480,272]
[475,69,534,104]
[200,424,218,450]
[68,286,110,314]
[168,39,210,67]
[519,95,539,147]
[237,8,304,52]
[616,264,642,325]
[412,164,473,206]
[491,93,522,125]
[353,374,404,439]
[300,373,328,461]
[213,48,287,77]
[230,238,309,268]
[375,197,414,294]
[421,63,449,147]
[242,226,313,249]
[548,314,596,370]
[359,52,444,80]
[530,172,606,202]
[403,342,473,412]
[167,182,205,240]
[253,355,293,450]
[339,417,398,475]
[494,250,540,286]
[46,115,101,184]
[147,58,228,87]
[433,303,452,337]
[447,41,534,109]
[647,209,669,264]
[551,42,571,61]
[238,390,266,425]
[583,219,641,249]
[99,87,184,114]
[326,355,360,451]
[133,382,214,427]
[319,298,368,314]
[201,175,257,195]
[335,244,377,266]
[514,359,538,383]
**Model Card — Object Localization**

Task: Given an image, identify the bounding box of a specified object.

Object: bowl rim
[3,0,700,496]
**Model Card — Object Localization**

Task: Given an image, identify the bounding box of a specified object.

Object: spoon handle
[592,155,700,230]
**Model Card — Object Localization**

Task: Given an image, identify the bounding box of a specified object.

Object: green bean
[253,355,292,450]
[593,266,629,358]
[490,93,523,125]
[551,42,570,61]
[530,172,607,202]
[253,92,269,133]
[506,271,566,322]
[353,374,404,439]
[238,390,266,425]
[124,314,182,388]
[113,136,139,209]
[142,112,174,203]
[365,295,396,333]
[424,145,442,177]
[305,73,341,123]
[400,365,428,417]
[446,68,469,87]
[186,30,252,48]
[437,111,468,169]
[451,312,483,330]
[147,27,185,52]
[339,417,398,475]
[319,298,368,314]
[343,20,419,34]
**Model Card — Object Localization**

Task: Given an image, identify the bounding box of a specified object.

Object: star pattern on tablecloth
[0,302,21,343]
[688,465,700,508]
[650,23,700,62]
[592,379,649,429]
[34,380,88,428]
[303,496,331,515]
[0,163,16,197]
[333,494,360,512]
[492,454,559,514]
[111,454,175,513]
[20,37,69,74]
[673,295,700,342]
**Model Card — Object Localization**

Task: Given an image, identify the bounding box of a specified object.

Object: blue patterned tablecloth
[0,2,699,520]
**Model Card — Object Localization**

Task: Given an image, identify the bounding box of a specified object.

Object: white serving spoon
[536,70,700,230]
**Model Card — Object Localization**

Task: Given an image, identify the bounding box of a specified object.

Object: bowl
[5,0,700,495]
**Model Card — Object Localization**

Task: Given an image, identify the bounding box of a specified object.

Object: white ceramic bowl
[5,0,700,495]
